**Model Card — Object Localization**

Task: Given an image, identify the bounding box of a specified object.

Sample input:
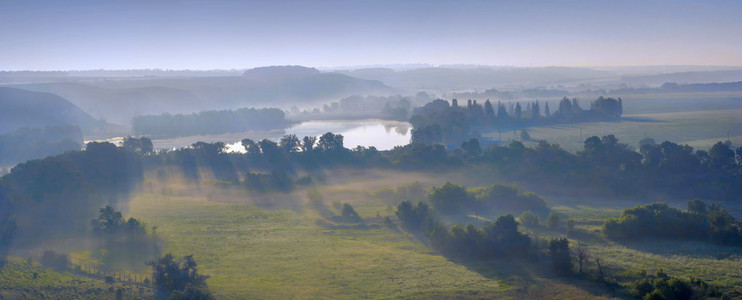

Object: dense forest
[131,107,291,138]
[409,96,623,145]
[0,125,83,168]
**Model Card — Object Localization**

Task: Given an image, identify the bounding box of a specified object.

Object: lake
[94,119,412,152]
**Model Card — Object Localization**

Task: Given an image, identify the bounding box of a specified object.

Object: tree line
[132,107,291,138]
[409,96,623,145]
[139,132,741,201]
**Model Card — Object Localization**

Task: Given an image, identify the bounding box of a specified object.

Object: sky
[1,0,741,70]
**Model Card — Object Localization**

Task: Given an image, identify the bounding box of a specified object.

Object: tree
[410,125,442,145]
[301,136,317,152]
[91,205,124,235]
[318,132,344,152]
[515,102,522,119]
[709,141,735,171]
[519,210,539,228]
[461,138,481,157]
[148,253,212,299]
[396,201,429,231]
[497,102,508,119]
[429,182,470,213]
[279,134,300,153]
[547,211,561,230]
[341,203,362,223]
[241,139,261,156]
[484,100,494,119]
[549,237,572,275]
[121,136,153,154]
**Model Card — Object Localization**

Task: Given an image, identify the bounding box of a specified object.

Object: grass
[484,94,742,153]
[128,192,513,299]
[128,176,634,299]
[0,256,155,299]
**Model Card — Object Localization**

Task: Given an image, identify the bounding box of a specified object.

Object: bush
[519,211,539,228]
[148,253,212,299]
[602,202,742,245]
[548,237,572,275]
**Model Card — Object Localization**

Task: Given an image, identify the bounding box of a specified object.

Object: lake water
[94,119,412,152]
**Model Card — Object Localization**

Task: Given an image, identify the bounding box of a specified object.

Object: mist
[2,0,742,299]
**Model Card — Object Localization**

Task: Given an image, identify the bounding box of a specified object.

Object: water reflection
[286,120,411,151]
[100,119,412,152]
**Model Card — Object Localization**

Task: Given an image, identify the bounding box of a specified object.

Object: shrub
[519,211,539,228]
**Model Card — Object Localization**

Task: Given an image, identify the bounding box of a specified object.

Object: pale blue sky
[1,0,740,70]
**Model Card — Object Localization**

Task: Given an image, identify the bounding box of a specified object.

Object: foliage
[0,142,142,247]
[132,107,290,138]
[631,274,722,300]
[396,201,431,232]
[428,182,470,213]
[548,237,572,275]
[243,170,294,193]
[428,182,548,215]
[338,203,363,224]
[0,125,82,167]
[602,202,742,245]
[148,253,212,299]
[91,205,160,268]
[121,136,153,154]
[91,205,146,236]
[409,97,622,145]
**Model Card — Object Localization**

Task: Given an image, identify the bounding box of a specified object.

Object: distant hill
[0,87,113,136]
[607,81,742,94]
[8,66,393,126]
[242,65,321,81]
[337,66,617,91]
[8,82,208,126]
[620,70,742,86]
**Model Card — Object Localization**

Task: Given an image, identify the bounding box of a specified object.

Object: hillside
[0,87,117,137]
[620,70,742,86]
[8,66,394,126]
[337,66,618,91]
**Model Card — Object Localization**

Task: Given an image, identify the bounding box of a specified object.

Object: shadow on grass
[615,116,665,123]
[616,238,742,260]
[249,192,304,212]
[444,253,619,299]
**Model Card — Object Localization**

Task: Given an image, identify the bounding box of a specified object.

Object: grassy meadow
[121,167,742,299]
[487,93,742,153]
[125,173,630,299]
[0,256,155,299]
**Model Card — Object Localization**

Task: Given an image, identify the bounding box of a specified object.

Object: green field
[126,176,630,299]
[121,169,742,299]
[488,94,742,153]
[0,256,155,299]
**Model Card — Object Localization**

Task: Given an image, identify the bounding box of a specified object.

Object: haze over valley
[1,1,741,299]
